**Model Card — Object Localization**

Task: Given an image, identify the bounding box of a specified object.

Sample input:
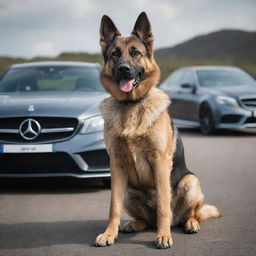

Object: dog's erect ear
[132,12,152,42]
[131,12,154,57]
[99,15,121,48]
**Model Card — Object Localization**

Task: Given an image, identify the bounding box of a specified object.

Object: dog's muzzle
[115,63,142,92]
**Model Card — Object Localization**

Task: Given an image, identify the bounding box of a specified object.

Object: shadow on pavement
[0,220,104,249]
[0,178,109,194]
[0,220,185,250]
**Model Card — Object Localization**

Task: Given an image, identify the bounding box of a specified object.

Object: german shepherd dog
[95,12,221,249]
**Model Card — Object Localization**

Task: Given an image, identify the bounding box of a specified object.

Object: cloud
[32,40,57,56]
[0,0,255,57]
[134,0,179,19]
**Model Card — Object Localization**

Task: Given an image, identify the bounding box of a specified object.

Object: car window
[0,65,104,93]
[180,70,195,86]
[161,70,184,88]
[196,69,256,87]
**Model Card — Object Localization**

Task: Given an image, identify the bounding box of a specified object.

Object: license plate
[0,144,53,153]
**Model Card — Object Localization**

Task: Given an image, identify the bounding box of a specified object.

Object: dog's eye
[111,50,120,58]
[131,50,141,58]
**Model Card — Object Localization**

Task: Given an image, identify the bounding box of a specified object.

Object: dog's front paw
[155,234,173,249]
[95,233,116,247]
[184,218,200,234]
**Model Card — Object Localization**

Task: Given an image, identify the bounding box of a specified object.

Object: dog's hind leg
[121,219,148,233]
[171,130,220,233]
[121,187,156,233]
[181,174,204,233]
[173,174,221,234]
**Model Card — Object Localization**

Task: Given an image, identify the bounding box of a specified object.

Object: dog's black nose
[118,63,131,74]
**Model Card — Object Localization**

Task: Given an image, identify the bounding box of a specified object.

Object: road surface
[0,128,255,256]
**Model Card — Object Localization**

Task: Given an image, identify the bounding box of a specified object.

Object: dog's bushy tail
[196,204,221,222]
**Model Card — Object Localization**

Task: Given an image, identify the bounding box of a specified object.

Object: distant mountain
[155,29,256,80]
[0,29,255,81]
[156,29,256,60]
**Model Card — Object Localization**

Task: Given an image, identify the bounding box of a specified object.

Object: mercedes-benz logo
[19,118,41,140]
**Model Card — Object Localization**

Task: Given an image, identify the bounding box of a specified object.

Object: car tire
[199,104,216,135]
[102,178,111,189]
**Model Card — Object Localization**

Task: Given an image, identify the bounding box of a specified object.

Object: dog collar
[120,94,149,104]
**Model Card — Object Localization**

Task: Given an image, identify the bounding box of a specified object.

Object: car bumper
[0,172,110,179]
[173,106,256,131]
[0,131,110,179]
[214,106,256,130]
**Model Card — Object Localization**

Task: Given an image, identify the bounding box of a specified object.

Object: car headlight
[80,115,104,134]
[215,96,239,107]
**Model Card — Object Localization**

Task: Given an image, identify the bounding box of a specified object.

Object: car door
[175,69,200,121]
[161,69,184,120]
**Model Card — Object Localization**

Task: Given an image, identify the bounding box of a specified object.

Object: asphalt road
[0,128,256,256]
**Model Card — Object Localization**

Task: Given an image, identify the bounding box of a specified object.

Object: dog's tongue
[119,79,135,92]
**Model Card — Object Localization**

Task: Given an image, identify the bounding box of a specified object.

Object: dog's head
[99,12,160,102]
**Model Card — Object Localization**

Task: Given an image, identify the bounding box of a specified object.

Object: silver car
[160,66,256,134]
[0,61,111,185]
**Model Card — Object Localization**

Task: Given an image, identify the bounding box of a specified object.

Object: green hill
[155,29,256,81]
[1,29,255,81]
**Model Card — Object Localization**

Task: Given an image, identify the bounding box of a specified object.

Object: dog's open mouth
[119,75,141,92]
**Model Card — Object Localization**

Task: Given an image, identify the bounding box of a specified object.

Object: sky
[0,0,255,58]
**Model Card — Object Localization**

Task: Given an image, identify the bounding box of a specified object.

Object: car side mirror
[180,83,197,93]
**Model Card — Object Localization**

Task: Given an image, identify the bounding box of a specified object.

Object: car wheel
[199,104,216,135]
[102,178,111,189]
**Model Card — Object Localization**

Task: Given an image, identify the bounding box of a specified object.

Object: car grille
[221,115,242,123]
[0,117,79,143]
[244,117,256,124]
[240,96,256,110]
[0,153,81,173]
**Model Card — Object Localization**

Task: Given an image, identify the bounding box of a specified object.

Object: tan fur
[95,12,220,249]
[100,88,173,189]
[100,87,170,137]
[196,204,222,222]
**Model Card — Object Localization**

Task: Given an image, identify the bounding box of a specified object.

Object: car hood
[0,91,109,119]
[202,85,256,98]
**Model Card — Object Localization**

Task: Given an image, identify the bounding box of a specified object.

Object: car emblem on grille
[19,118,41,140]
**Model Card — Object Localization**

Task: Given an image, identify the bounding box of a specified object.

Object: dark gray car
[0,61,111,184]
[160,66,256,134]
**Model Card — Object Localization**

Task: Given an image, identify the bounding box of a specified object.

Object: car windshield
[0,65,104,93]
[196,69,256,87]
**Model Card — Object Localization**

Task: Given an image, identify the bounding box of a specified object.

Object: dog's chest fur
[100,88,172,188]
